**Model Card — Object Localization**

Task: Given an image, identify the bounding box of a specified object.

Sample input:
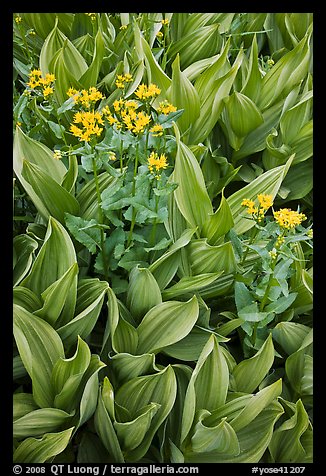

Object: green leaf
[51,336,91,412]
[126,266,162,323]
[162,273,223,300]
[269,399,310,463]
[13,234,38,287]
[272,322,311,355]
[172,124,213,230]
[13,305,64,408]
[110,353,157,385]
[21,217,77,326]
[13,393,39,421]
[264,293,298,314]
[191,413,240,455]
[181,335,229,444]
[232,334,275,393]
[65,214,103,254]
[57,278,109,348]
[201,192,234,244]
[13,427,74,463]
[79,28,105,88]
[13,408,72,439]
[224,91,263,138]
[115,365,177,461]
[188,240,237,275]
[241,34,262,103]
[137,295,199,354]
[34,263,79,327]
[285,329,312,395]
[21,160,79,224]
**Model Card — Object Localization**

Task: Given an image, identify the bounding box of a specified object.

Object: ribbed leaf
[191,413,240,455]
[181,335,229,444]
[13,427,74,463]
[79,28,105,88]
[201,192,234,244]
[126,266,162,323]
[13,305,64,408]
[285,329,313,395]
[51,336,91,412]
[78,173,118,221]
[272,322,311,355]
[172,124,212,229]
[137,295,199,354]
[24,157,78,219]
[115,365,177,461]
[22,13,74,40]
[13,234,38,287]
[232,334,275,393]
[224,91,263,138]
[13,408,72,438]
[241,34,262,103]
[21,217,77,324]
[13,393,38,421]
[188,240,237,275]
[162,273,223,300]
[110,353,157,384]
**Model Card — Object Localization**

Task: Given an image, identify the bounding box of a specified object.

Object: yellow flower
[67,87,79,98]
[157,100,177,115]
[150,124,164,137]
[135,83,161,100]
[108,151,116,161]
[70,110,104,142]
[29,69,42,77]
[156,31,163,39]
[257,194,273,211]
[115,73,133,89]
[307,228,313,239]
[29,29,36,35]
[120,24,128,30]
[15,16,22,23]
[113,98,124,112]
[269,250,277,260]
[16,121,22,127]
[43,86,54,97]
[53,150,62,160]
[161,19,169,25]
[273,208,307,229]
[148,152,168,175]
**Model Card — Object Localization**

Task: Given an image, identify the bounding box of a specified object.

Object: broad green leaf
[52,336,91,412]
[285,329,313,395]
[189,47,243,144]
[57,278,109,348]
[272,322,311,355]
[102,287,119,353]
[258,30,311,110]
[13,234,38,287]
[166,54,200,141]
[22,13,74,39]
[172,124,212,230]
[136,295,199,354]
[13,304,64,408]
[201,192,234,244]
[126,266,162,323]
[21,160,79,224]
[230,379,282,432]
[21,217,77,324]
[114,403,160,451]
[162,273,223,300]
[77,432,109,464]
[13,427,74,463]
[167,24,222,70]
[13,408,72,438]
[232,334,275,393]
[238,302,269,323]
[112,316,138,355]
[191,413,240,455]
[13,393,39,420]
[187,240,237,275]
[34,263,78,327]
[79,28,105,88]
[264,293,298,314]
[181,335,229,444]
[164,326,229,362]
[241,34,262,103]
[269,399,310,463]
[280,90,313,144]
[61,153,79,194]
[110,353,157,384]
[115,365,177,461]
[224,92,263,138]
[227,155,293,234]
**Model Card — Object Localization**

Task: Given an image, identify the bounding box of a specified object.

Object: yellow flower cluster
[102,99,151,135]
[135,83,161,100]
[70,110,104,142]
[15,16,22,23]
[273,209,307,229]
[115,73,133,89]
[67,86,104,109]
[85,13,96,21]
[53,150,63,160]
[148,151,168,176]
[149,124,164,137]
[161,19,169,25]
[120,24,128,30]
[157,100,177,115]
[27,69,55,97]
[241,194,273,222]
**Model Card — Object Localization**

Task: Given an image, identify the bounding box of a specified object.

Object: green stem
[18,23,33,65]
[240,224,258,265]
[92,155,109,281]
[127,144,139,247]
